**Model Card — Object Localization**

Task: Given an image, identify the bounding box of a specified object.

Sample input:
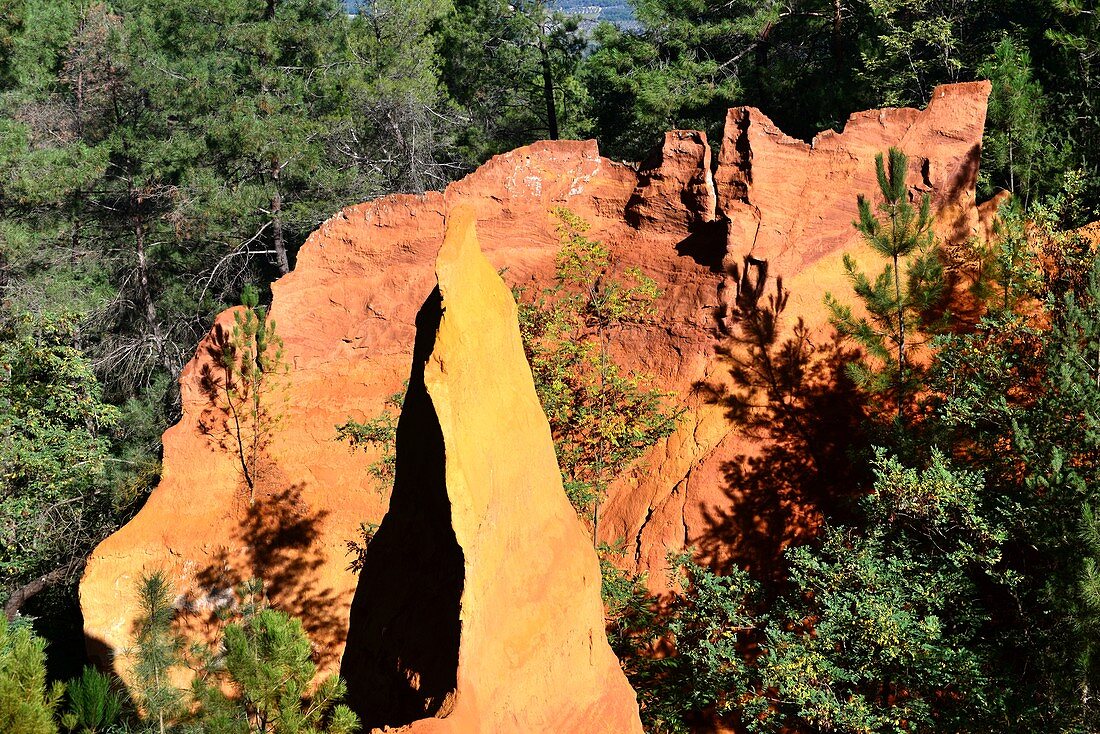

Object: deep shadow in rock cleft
[340,286,464,729]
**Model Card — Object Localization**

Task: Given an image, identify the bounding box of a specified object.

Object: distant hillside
[343,2,637,27]
[552,0,636,25]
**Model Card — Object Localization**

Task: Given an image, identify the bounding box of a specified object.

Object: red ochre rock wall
[80,81,991,725]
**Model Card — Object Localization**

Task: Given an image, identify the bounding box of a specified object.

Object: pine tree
[1078,503,1100,721]
[0,616,63,734]
[60,666,123,734]
[220,286,286,503]
[826,147,943,420]
[437,0,588,163]
[129,571,185,734]
[979,36,1051,205]
[193,608,359,734]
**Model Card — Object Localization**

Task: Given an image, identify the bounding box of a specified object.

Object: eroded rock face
[81,83,992,696]
[341,206,642,732]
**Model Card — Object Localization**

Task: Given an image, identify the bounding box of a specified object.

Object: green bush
[61,666,122,734]
[0,616,64,734]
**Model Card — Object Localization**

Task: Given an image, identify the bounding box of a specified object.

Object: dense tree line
[607,159,1100,732]
[2,0,1100,731]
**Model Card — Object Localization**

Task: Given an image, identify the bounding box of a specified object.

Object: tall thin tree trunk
[223,362,255,499]
[1009,141,1015,194]
[894,252,905,419]
[133,202,172,376]
[271,167,290,275]
[71,188,82,267]
[832,0,844,65]
[538,36,559,140]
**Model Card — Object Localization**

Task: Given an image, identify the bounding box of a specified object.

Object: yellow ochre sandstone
[341,205,642,732]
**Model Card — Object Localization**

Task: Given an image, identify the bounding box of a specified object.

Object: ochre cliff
[339,205,642,732]
[81,81,993,717]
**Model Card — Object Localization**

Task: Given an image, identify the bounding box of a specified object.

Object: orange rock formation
[81,82,992,724]
[339,205,642,732]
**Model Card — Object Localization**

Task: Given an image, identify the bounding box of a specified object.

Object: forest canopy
[2,0,1100,732]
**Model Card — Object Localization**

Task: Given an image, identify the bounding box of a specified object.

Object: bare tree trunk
[132,203,172,375]
[832,0,844,65]
[1009,141,1015,194]
[0,246,8,301]
[271,167,290,275]
[894,252,905,420]
[4,560,82,620]
[71,188,82,267]
[538,36,559,140]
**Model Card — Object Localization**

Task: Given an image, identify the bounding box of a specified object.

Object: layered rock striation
[81,82,993,721]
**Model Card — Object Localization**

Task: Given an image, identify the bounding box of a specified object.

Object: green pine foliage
[436,0,589,162]
[826,147,944,419]
[967,198,1044,311]
[1078,502,1100,711]
[129,572,186,734]
[193,609,359,734]
[116,573,358,734]
[60,666,122,734]
[2,0,1100,730]
[0,616,63,734]
[219,286,286,502]
[978,36,1055,205]
[576,0,1100,219]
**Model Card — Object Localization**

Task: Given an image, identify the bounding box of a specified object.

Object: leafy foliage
[342,522,379,575]
[0,312,129,617]
[335,386,405,494]
[2,1,1100,731]
[639,452,1006,734]
[517,208,678,536]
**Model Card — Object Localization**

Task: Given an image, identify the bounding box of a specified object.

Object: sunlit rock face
[339,205,643,732]
[81,82,991,721]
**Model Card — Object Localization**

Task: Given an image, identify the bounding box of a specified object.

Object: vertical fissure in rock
[340,286,464,729]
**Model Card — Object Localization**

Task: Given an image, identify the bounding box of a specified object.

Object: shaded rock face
[81,82,992,702]
[341,285,463,726]
[342,206,641,732]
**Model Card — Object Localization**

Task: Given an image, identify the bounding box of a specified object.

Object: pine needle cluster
[826,147,944,419]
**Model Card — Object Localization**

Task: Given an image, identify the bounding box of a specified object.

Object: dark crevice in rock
[340,285,464,729]
[675,219,728,273]
[723,109,754,205]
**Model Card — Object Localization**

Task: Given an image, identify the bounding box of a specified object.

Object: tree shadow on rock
[340,286,464,729]
[694,259,870,582]
[180,475,348,669]
[195,320,234,441]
